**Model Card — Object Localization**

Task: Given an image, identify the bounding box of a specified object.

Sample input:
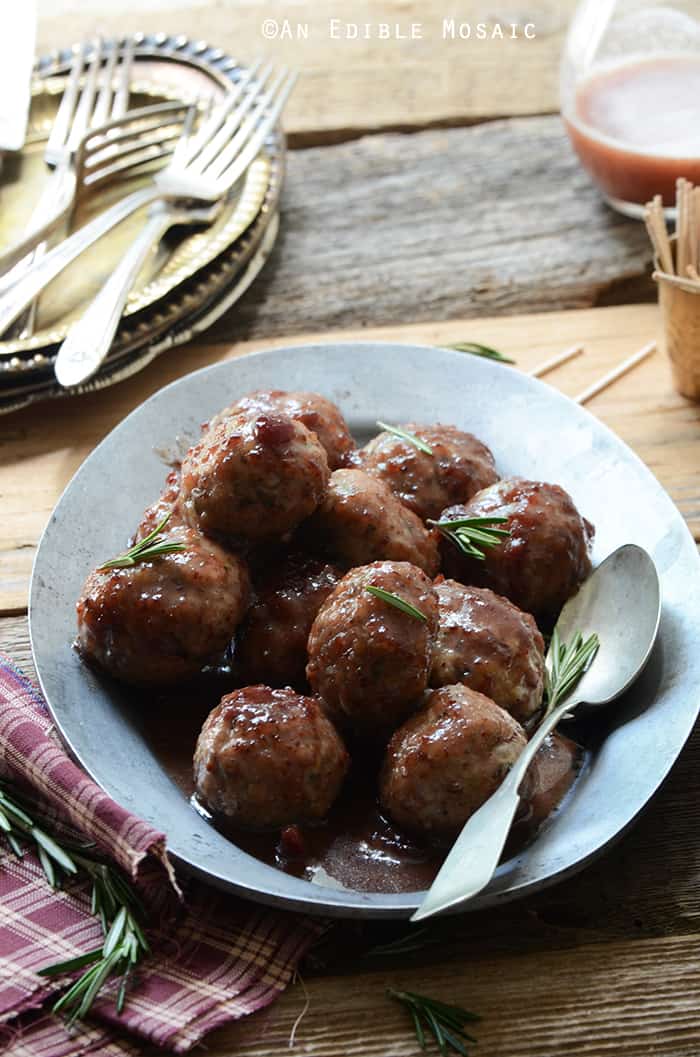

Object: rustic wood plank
[196,934,700,1057]
[204,119,652,341]
[4,303,698,616]
[37,1,576,143]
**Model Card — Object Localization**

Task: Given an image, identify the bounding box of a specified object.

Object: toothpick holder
[655,265,700,400]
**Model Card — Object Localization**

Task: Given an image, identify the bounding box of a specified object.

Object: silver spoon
[411,543,661,922]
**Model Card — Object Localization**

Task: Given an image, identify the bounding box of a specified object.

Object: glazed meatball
[236,554,342,688]
[134,468,183,538]
[306,561,439,737]
[180,406,330,544]
[193,686,349,829]
[304,469,440,576]
[439,478,593,623]
[77,527,250,686]
[430,580,545,724]
[223,390,355,469]
[358,423,498,520]
[380,684,527,841]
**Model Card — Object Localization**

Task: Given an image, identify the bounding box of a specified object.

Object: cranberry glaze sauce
[564,55,700,206]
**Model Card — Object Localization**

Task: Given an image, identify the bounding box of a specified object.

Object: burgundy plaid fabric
[0,654,326,1054]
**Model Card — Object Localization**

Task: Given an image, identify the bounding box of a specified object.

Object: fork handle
[411,693,582,921]
[54,204,179,387]
[0,164,78,282]
[0,185,161,336]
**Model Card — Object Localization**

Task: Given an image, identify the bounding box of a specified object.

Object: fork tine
[68,37,104,149]
[45,42,86,156]
[188,63,273,175]
[90,38,117,128]
[210,71,296,186]
[91,39,118,128]
[180,59,263,167]
[171,102,198,164]
[111,37,133,120]
[207,68,289,180]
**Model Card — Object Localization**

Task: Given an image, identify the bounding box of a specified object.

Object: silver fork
[0,100,188,279]
[55,65,296,387]
[3,37,133,336]
[0,65,295,370]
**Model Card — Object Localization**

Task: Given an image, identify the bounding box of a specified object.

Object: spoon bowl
[556,544,661,711]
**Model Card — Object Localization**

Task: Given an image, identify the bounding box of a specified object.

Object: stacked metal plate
[0,34,284,414]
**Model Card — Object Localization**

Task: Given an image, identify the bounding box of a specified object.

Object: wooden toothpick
[529,344,584,378]
[574,342,656,405]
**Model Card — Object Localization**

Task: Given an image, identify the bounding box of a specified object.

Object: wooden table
[3,4,700,1055]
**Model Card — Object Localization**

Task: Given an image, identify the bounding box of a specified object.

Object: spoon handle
[411,694,581,921]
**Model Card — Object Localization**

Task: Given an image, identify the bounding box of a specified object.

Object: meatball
[77,526,250,686]
[180,406,330,544]
[193,686,349,829]
[134,468,183,538]
[306,561,439,737]
[439,478,593,623]
[236,554,342,688]
[358,423,498,520]
[379,684,527,841]
[304,469,440,576]
[430,580,545,724]
[224,389,355,469]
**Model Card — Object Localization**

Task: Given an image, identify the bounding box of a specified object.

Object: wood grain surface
[37,1,576,143]
[2,302,696,615]
[200,119,653,342]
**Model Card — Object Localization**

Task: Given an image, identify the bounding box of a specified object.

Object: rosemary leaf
[388,989,480,1056]
[98,512,185,572]
[447,341,515,364]
[544,627,600,715]
[429,515,510,561]
[376,421,433,456]
[365,586,428,622]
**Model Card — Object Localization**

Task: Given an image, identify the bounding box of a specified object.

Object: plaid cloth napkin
[0,653,327,1055]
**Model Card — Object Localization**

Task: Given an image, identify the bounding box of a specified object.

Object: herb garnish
[0,782,150,1022]
[376,421,434,456]
[447,341,515,365]
[544,627,600,715]
[98,512,185,571]
[429,515,510,561]
[366,585,428,622]
[388,988,480,1056]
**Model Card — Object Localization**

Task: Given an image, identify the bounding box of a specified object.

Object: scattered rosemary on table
[388,988,480,1056]
[429,515,510,561]
[376,421,434,456]
[544,626,600,715]
[365,585,428,622]
[447,341,515,365]
[0,782,150,1022]
[98,512,185,571]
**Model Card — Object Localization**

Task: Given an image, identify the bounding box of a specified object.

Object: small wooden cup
[656,272,700,399]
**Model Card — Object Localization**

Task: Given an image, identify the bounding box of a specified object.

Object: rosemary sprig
[544,627,600,715]
[0,782,149,1021]
[0,783,77,887]
[447,341,515,365]
[98,512,185,571]
[40,873,150,1024]
[388,988,480,1056]
[429,515,510,561]
[365,585,428,622]
[376,421,433,456]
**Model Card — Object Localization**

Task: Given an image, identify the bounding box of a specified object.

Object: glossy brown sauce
[135,671,582,894]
